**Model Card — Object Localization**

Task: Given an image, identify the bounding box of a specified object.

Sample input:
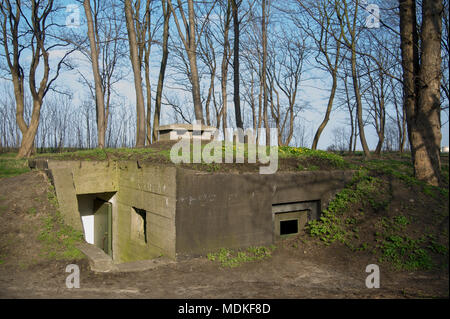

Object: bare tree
[231,0,244,134]
[167,0,216,124]
[334,0,371,159]
[82,0,126,149]
[153,0,171,141]
[1,0,75,158]
[292,0,344,150]
[124,0,146,147]
[266,32,307,146]
[261,0,269,145]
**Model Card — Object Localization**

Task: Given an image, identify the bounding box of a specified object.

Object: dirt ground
[0,171,448,299]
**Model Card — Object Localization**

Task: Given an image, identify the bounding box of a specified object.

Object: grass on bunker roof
[29,142,350,173]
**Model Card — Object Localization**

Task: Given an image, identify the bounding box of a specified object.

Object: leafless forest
[0,0,448,185]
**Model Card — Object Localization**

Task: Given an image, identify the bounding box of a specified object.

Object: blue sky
[1,0,448,150]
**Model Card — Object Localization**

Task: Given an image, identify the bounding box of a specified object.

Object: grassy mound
[306,156,449,271]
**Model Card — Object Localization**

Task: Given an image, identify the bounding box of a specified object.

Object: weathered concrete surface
[30,159,354,263]
[44,161,118,233]
[175,169,354,256]
[77,243,174,273]
[115,162,177,262]
[77,243,118,272]
[48,167,84,232]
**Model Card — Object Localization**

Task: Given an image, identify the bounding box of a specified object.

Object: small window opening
[132,207,147,243]
[280,219,299,235]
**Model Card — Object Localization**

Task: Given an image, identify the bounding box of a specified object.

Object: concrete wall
[115,162,177,262]
[43,160,177,262]
[36,159,354,262]
[46,161,118,233]
[175,169,354,256]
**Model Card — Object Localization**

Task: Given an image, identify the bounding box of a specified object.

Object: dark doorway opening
[132,207,147,244]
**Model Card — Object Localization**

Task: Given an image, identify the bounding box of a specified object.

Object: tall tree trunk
[416,0,442,184]
[400,0,419,159]
[153,0,171,142]
[221,49,229,135]
[221,1,232,136]
[351,50,371,159]
[125,0,146,147]
[399,0,442,186]
[145,65,152,145]
[262,0,270,146]
[17,100,42,158]
[168,0,204,123]
[83,0,106,149]
[187,0,204,123]
[312,71,338,150]
[232,0,243,136]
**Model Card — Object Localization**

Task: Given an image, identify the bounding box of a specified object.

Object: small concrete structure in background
[29,158,354,268]
[156,123,217,141]
[442,146,449,153]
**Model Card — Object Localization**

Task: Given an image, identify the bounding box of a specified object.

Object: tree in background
[1,0,74,158]
[167,0,216,124]
[399,0,443,186]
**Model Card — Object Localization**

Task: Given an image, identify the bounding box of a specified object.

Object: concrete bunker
[30,159,354,264]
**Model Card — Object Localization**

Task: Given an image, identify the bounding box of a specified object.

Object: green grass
[207,245,276,268]
[278,146,347,169]
[0,158,30,178]
[34,147,164,161]
[38,184,85,260]
[306,158,449,271]
[31,144,348,171]
[365,158,448,200]
[26,207,37,215]
[307,169,389,245]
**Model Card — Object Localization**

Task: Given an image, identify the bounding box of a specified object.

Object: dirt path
[1,243,447,299]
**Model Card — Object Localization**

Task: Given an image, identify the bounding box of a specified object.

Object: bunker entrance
[77,193,115,257]
[272,201,320,239]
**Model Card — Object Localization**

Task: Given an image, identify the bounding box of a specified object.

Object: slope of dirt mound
[0,171,85,277]
[0,171,53,268]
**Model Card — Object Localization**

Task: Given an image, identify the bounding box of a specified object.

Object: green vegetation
[279,146,347,169]
[38,185,84,260]
[0,158,30,178]
[374,216,437,270]
[26,207,37,215]
[30,144,349,171]
[307,169,389,245]
[305,155,449,271]
[365,158,448,200]
[207,245,276,268]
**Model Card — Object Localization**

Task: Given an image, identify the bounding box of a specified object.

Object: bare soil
[0,171,448,299]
